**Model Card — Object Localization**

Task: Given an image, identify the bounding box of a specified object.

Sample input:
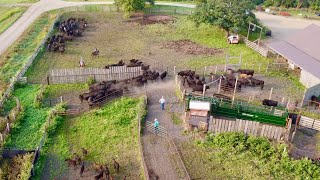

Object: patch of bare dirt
[127,14,175,25]
[162,40,224,55]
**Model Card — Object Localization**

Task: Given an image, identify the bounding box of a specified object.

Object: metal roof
[268,24,320,79]
[189,101,210,111]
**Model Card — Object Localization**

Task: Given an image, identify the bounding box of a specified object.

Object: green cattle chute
[186,95,287,127]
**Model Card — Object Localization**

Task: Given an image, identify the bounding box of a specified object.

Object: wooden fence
[244,38,269,57]
[0,16,60,107]
[48,66,142,84]
[209,117,287,141]
[299,116,320,131]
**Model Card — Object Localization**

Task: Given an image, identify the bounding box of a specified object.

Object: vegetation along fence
[209,117,286,141]
[48,66,142,84]
[0,16,60,108]
[147,6,194,15]
[185,95,288,127]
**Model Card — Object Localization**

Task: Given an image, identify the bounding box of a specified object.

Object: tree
[191,0,257,33]
[115,0,154,18]
[310,0,320,11]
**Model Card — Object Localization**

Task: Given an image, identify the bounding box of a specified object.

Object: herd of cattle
[79,60,167,106]
[178,69,280,107]
[46,17,88,53]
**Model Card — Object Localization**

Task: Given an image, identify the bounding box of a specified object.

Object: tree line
[254,0,320,11]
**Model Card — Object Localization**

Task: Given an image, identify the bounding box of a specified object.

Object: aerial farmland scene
[0,0,320,179]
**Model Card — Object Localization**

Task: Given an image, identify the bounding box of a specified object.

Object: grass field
[4,85,50,149]
[34,97,145,179]
[0,12,57,96]
[178,132,320,179]
[0,6,27,35]
[0,0,38,4]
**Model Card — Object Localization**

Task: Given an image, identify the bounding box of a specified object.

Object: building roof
[268,24,320,79]
[189,101,210,111]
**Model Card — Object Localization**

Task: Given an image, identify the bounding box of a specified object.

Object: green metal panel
[185,95,287,127]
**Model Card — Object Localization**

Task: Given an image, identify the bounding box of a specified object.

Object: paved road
[0,0,113,55]
[255,11,320,41]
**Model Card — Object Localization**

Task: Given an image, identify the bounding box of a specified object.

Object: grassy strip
[0,153,34,179]
[0,12,57,96]
[34,97,145,179]
[0,7,27,35]
[0,0,38,4]
[43,84,88,98]
[4,85,50,149]
[179,132,320,179]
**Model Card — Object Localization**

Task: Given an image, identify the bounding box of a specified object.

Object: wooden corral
[209,117,287,141]
[48,66,142,84]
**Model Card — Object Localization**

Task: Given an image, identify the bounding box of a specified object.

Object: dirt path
[0,0,113,55]
[142,79,189,180]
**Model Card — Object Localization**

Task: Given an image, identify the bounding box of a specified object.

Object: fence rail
[244,38,268,57]
[48,66,142,84]
[299,116,320,131]
[209,117,286,141]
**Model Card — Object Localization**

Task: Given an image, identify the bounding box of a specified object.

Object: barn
[268,24,320,104]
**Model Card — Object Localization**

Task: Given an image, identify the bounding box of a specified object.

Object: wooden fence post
[232,77,238,106]
[173,66,176,75]
[218,78,222,94]
[269,88,273,100]
[214,66,217,74]
[204,66,207,76]
[202,84,206,97]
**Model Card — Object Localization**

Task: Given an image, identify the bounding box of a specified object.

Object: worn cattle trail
[142,79,189,180]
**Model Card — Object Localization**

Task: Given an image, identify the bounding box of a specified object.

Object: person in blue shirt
[154,119,159,134]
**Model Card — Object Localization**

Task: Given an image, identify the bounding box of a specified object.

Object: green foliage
[115,0,153,17]
[197,132,320,179]
[0,7,26,35]
[4,85,50,149]
[192,0,257,32]
[86,77,96,86]
[310,0,320,11]
[34,97,145,179]
[0,153,34,180]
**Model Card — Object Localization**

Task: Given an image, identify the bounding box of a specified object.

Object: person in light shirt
[159,96,166,111]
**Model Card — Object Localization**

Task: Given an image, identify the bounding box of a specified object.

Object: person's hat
[154,119,157,121]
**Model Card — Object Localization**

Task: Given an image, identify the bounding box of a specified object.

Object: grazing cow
[192,85,209,92]
[81,148,88,156]
[247,77,264,90]
[80,163,85,177]
[92,48,99,57]
[262,99,278,107]
[113,158,120,173]
[94,171,104,180]
[141,65,150,71]
[237,69,254,76]
[130,59,138,63]
[196,79,204,86]
[200,76,205,83]
[104,165,110,179]
[65,159,77,170]
[160,71,167,80]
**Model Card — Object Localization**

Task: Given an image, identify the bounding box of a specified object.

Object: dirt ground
[127,14,175,25]
[162,39,224,55]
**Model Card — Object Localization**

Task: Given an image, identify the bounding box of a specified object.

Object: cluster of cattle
[178,70,208,92]
[65,148,125,179]
[104,59,149,69]
[79,80,123,107]
[221,69,265,92]
[46,17,88,53]
[104,59,167,86]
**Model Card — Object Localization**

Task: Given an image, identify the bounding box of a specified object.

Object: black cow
[192,85,209,92]
[262,99,278,107]
[160,71,167,80]
[247,77,264,90]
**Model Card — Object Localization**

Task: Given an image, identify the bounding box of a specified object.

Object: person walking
[154,119,159,134]
[159,96,166,111]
